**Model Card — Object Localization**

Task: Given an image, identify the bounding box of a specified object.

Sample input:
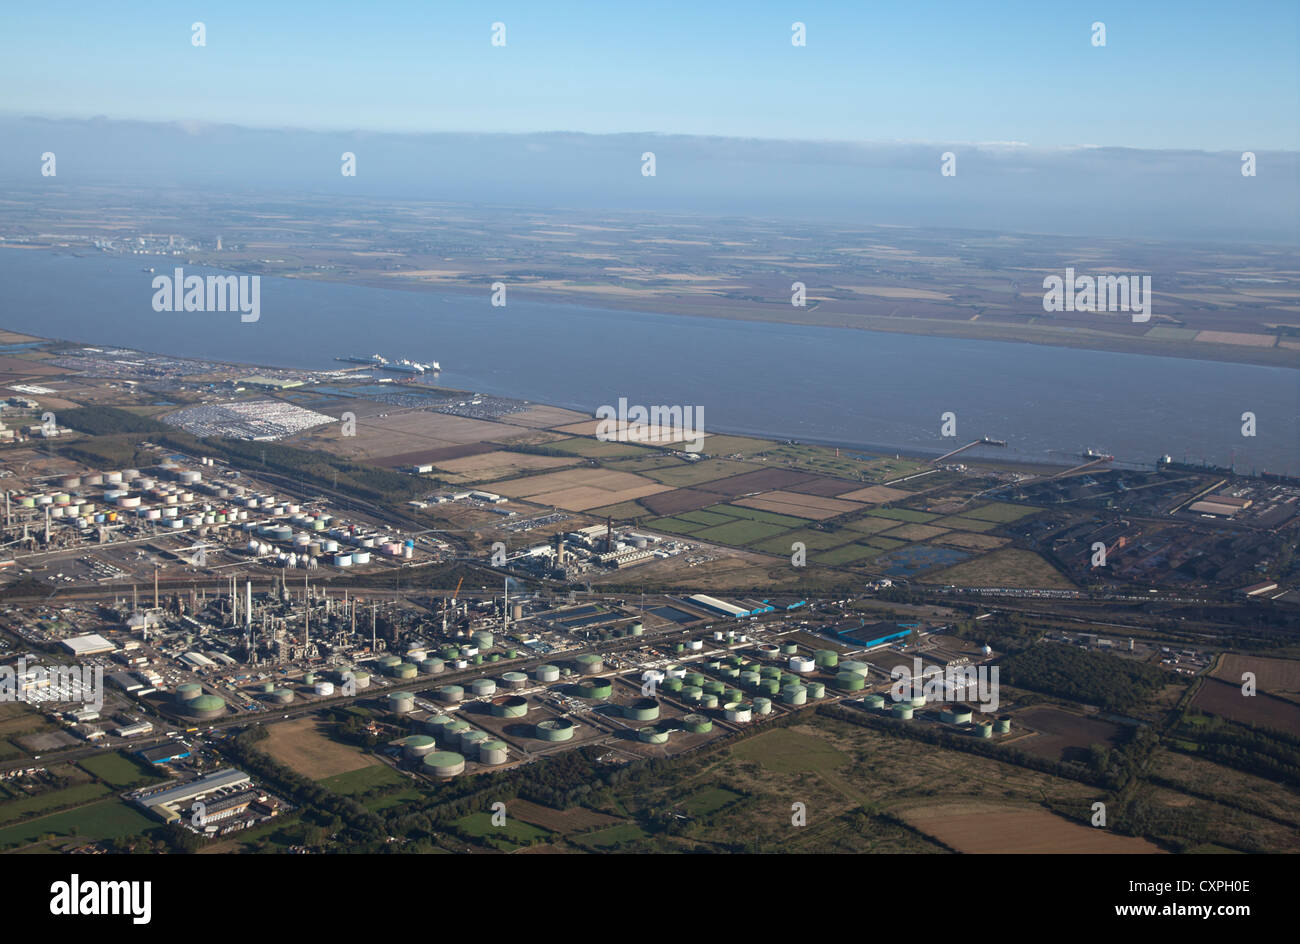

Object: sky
[3,0,1297,151]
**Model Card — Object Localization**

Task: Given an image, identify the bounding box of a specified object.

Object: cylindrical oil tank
[940,704,974,725]
[756,644,780,659]
[438,684,464,703]
[378,655,402,671]
[470,678,497,697]
[184,694,226,719]
[350,670,371,689]
[835,671,865,691]
[753,697,773,715]
[501,671,528,689]
[840,660,869,677]
[576,678,613,699]
[662,678,683,694]
[782,684,808,705]
[574,654,604,674]
[806,682,826,699]
[421,657,446,675]
[757,679,780,696]
[388,692,415,714]
[425,714,455,737]
[740,671,761,687]
[814,650,839,668]
[974,721,994,738]
[891,703,914,720]
[789,656,815,673]
[314,681,335,697]
[759,665,781,679]
[175,683,203,703]
[638,726,670,744]
[491,695,529,718]
[259,681,275,694]
[444,720,471,744]
[423,751,466,778]
[623,698,660,721]
[271,688,295,705]
[473,631,494,649]
[994,716,1012,734]
[680,713,713,734]
[478,740,509,766]
[535,664,560,683]
[699,693,719,709]
[780,642,798,655]
[304,673,316,685]
[392,663,417,680]
[534,718,575,742]
[403,735,437,759]
[863,693,886,710]
[460,729,490,754]
[724,702,753,723]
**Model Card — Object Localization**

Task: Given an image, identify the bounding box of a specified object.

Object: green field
[0,783,110,826]
[0,799,157,850]
[698,435,778,456]
[641,457,760,487]
[454,812,552,848]
[78,751,166,788]
[645,515,705,536]
[678,508,741,527]
[585,500,649,519]
[573,823,649,850]
[960,502,1040,523]
[710,504,807,529]
[863,507,940,523]
[816,543,881,566]
[863,536,906,550]
[842,515,902,535]
[930,548,1073,589]
[933,515,998,532]
[750,528,858,555]
[318,764,409,797]
[545,437,653,458]
[693,518,793,547]
[680,786,745,816]
[731,727,849,774]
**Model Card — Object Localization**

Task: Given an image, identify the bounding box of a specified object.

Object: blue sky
[3,0,1297,150]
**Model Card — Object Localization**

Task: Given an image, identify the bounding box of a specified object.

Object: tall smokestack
[245,579,252,630]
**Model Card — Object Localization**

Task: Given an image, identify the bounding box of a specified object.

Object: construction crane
[450,576,464,605]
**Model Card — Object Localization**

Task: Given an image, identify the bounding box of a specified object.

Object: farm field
[836,484,914,503]
[491,467,671,511]
[0,783,110,826]
[1013,707,1124,762]
[732,490,862,520]
[262,718,380,779]
[0,799,158,850]
[1211,654,1300,704]
[509,799,623,833]
[900,802,1164,854]
[640,458,761,487]
[430,450,579,483]
[1190,677,1300,733]
[318,764,411,797]
[295,410,546,460]
[77,751,166,788]
[543,436,655,458]
[960,502,1041,522]
[929,548,1072,588]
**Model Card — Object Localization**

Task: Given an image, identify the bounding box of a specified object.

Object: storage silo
[753,697,773,716]
[994,715,1012,734]
[470,678,497,697]
[535,664,560,683]
[940,704,974,725]
[314,681,335,697]
[438,684,464,703]
[806,682,826,699]
[780,642,798,655]
[350,670,371,689]
[271,688,295,705]
[699,694,719,709]
[392,663,417,680]
[421,657,445,676]
[472,631,494,650]
[423,751,466,778]
[891,703,914,720]
[974,721,994,738]
[574,654,604,674]
[501,671,528,690]
[863,693,886,710]
[388,692,415,714]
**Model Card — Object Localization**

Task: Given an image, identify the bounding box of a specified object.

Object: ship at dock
[386,358,440,374]
[335,353,389,366]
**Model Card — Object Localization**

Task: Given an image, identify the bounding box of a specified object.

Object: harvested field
[373,442,498,468]
[786,475,866,497]
[1014,707,1123,762]
[509,799,623,833]
[262,718,379,780]
[299,411,542,460]
[510,404,591,429]
[638,487,725,516]
[1191,677,1300,733]
[842,516,900,535]
[836,484,913,503]
[879,523,949,541]
[493,467,671,512]
[692,518,793,546]
[933,515,999,532]
[431,450,580,483]
[1211,654,1300,704]
[929,548,1072,588]
[698,468,819,497]
[901,802,1163,853]
[641,458,761,487]
[732,490,862,520]
[934,531,1010,550]
[960,502,1040,523]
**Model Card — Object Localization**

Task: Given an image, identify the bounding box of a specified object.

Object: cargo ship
[386,358,440,374]
[335,353,389,366]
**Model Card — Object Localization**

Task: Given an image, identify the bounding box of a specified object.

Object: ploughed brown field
[1191,676,1300,733]
[1211,654,1300,705]
[1013,707,1123,762]
[901,801,1165,854]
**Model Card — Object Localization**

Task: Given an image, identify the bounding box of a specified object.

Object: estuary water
[1,249,1295,473]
